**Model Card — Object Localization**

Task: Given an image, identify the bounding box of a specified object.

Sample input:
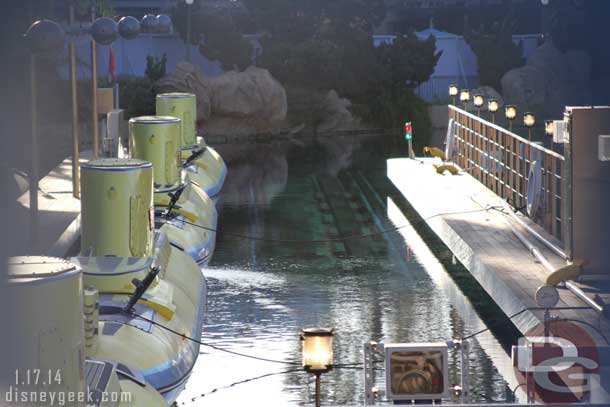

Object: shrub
[116,75,156,118]
[145,53,167,82]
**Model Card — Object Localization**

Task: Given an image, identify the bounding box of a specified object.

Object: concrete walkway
[387,157,610,344]
[16,152,90,257]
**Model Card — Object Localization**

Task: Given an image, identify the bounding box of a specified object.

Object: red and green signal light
[404,122,413,140]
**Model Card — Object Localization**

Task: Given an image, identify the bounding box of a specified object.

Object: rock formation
[317,90,361,132]
[158,63,287,135]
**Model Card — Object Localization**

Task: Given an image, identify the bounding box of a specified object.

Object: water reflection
[215,136,364,206]
[177,139,511,406]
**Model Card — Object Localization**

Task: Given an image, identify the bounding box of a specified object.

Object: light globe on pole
[545,120,554,136]
[301,327,334,407]
[488,99,499,123]
[459,89,470,110]
[473,94,484,116]
[185,0,194,62]
[301,328,333,373]
[448,84,458,105]
[505,105,517,132]
[524,112,535,140]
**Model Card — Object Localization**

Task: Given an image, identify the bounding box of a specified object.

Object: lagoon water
[177,138,516,406]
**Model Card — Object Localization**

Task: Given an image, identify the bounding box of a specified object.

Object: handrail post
[562,110,574,260]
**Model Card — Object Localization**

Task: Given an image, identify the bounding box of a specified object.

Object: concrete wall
[568,106,610,276]
[428,105,448,148]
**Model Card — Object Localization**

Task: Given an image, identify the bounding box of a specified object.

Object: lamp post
[448,84,458,106]
[459,89,470,111]
[488,99,499,123]
[90,6,100,158]
[301,327,334,407]
[524,112,535,141]
[185,0,194,63]
[505,105,517,132]
[545,120,554,137]
[473,94,484,117]
[545,119,554,148]
[24,19,65,252]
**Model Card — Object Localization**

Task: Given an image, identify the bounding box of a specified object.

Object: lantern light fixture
[459,89,470,103]
[473,94,484,107]
[301,327,333,373]
[488,99,499,113]
[448,84,458,105]
[523,112,536,128]
[487,99,499,123]
[473,94,484,116]
[448,84,458,96]
[505,105,517,132]
[545,120,554,136]
[523,112,536,140]
[301,327,334,407]
[505,105,517,120]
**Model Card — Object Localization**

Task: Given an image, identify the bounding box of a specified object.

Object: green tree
[145,53,167,82]
[464,17,524,91]
[172,4,252,71]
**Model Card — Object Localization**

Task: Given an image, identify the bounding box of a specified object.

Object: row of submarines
[8,93,226,405]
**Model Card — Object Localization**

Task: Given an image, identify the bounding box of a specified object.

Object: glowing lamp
[523,112,535,128]
[459,89,470,103]
[448,85,458,97]
[301,327,334,373]
[488,99,499,113]
[473,94,484,108]
[545,120,554,136]
[505,105,517,120]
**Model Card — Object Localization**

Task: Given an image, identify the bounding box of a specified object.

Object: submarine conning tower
[129,115,182,192]
[6,256,86,405]
[80,158,154,257]
[156,93,197,149]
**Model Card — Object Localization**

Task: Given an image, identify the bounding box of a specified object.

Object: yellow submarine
[156,92,227,201]
[129,115,217,265]
[71,157,207,402]
[7,255,169,407]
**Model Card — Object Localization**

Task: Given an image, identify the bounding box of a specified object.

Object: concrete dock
[16,153,89,257]
[388,157,610,343]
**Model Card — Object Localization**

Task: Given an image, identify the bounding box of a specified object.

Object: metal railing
[448,105,566,243]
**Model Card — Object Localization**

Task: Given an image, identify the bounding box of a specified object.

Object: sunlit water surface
[177,141,513,406]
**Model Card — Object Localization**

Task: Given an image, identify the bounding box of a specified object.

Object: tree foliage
[174,0,441,135]
[145,53,167,82]
[248,1,440,131]
[464,17,524,91]
[172,4,252,71]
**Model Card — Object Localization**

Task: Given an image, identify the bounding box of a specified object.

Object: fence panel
[448,105,565,243]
